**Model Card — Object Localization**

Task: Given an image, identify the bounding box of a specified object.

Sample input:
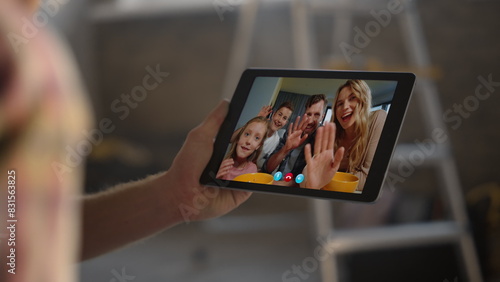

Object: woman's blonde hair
[332,79,372,173]
[225,116,269,163]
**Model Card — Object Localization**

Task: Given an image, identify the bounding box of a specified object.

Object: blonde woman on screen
[332,79,387,191]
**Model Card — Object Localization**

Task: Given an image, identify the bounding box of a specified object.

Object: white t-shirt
[256,131,281,170]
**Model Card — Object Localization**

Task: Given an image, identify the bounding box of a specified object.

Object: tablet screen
[201,69,415,202]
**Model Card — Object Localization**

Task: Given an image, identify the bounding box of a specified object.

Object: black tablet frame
[200,68,415,202]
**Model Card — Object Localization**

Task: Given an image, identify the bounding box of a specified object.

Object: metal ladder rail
[398,1,482,280]
[221,0,260,100]
[301,0,483,281]
[219,0,483,281]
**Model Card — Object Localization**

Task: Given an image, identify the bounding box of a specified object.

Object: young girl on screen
[216,117,269,180]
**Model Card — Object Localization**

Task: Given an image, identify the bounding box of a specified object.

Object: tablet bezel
[201,68,415,202]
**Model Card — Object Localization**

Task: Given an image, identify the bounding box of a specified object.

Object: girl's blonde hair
[332,79,372,173]
[225,116,269,163]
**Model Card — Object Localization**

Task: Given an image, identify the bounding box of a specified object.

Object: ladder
[221,0,483,281]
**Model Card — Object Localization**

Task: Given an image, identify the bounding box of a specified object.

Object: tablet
[201,68,415,202]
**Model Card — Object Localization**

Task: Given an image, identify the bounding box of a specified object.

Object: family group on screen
[216,79,387,192]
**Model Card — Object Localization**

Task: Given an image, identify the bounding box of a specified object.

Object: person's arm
[266,116,309,172]
[81,173,174,260]
[80,100,252,260]
[265,143,290,173]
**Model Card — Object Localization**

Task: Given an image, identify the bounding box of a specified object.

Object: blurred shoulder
[370,109,387,124]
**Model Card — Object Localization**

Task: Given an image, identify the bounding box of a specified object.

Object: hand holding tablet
[201,69,415,202]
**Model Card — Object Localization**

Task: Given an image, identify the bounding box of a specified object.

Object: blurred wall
[53,0,500,196]
[50,0,500,280]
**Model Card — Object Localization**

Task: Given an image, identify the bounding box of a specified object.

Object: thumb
[332,147,345,170]
[172,100,228,173]
[197,99,229,140]
[304,143,312,164]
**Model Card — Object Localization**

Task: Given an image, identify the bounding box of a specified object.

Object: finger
[320,125,329,154]
[219,160,229,171]
[293,116,301,132]
[314,126,324,156]
[298,115,309,131]
[223,158,234,168]
[173,100,228,175]
[304,144,312,164]
[217,166,227,178]
[332,147,345,170]
[230,190,253,207]
[198,100,229,140]
[220,165,230,176]
[300,133,309,145]
[288,119,294,134]
[327,123,336,151]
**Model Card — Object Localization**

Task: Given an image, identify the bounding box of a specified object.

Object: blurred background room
[45,0,500,281]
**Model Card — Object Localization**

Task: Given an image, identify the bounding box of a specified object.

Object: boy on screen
[264,95,328,181]
[256,102,294,170]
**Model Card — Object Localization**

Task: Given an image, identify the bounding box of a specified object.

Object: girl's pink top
[222,162,258,180]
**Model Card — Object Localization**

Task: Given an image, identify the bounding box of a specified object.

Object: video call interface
[216,76,398,193]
